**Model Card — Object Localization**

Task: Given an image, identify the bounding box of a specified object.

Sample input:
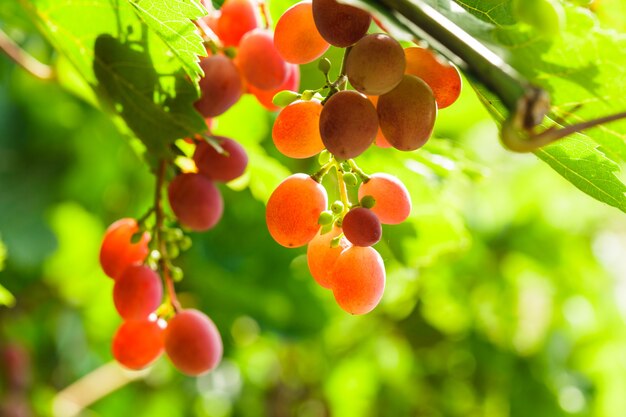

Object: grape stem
[0,28,54,81]
[334,160,351,216]
[367,0,626,152]
[348,159,370,182]
[154,159,181,313]
[311,158,335,183]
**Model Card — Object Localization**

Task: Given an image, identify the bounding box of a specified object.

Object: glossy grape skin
[319,91,378,160]
[331,246,385,315]
[194,55,243,118]
[377,74,437,151]
[274,1,330,64]
[404,47,462,109]
[307,227,350,288]
[273,99,325,158]
[312,0,371,47]
[113,265,163,320]
[238,29,288,90]
[215,0,261,47]
[346,34,406,96]
[112,319,165,370]
[248,63,300,111]
[266,174,328,248]
[168,173,224,231]
[100,218,150,279]
[358,173,411,224]
[194,137,248,182]
[341,207,382,247]
[164,309,223,376]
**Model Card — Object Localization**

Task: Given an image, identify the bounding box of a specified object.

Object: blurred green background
[2,1,626,416]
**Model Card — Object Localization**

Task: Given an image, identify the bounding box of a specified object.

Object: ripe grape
[341,207,381,247]
[312,0,371,47]
[319,90,378,159]
[358,173,411,224]
[404,47,462,109]
[193,137,248,182]
[377,74,437,151]
[266,174,328,248]
[113,265,163,320]
[100,218,150,279]
[238,29,288,90]
[331,246,385,315]
[248,63,300,111]
[112,319,165,370]
[307,227,350,288]
[215,0,261,47]
[274,1,330,64]
[168,173,224,231]
[194,55,243,118]
[164,309,223,376]
[273,99,325,158]
[346,34,406,96]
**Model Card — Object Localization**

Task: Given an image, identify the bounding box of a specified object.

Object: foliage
[0,0,626,416]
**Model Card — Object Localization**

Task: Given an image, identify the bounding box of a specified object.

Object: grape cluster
[265,0,462,314]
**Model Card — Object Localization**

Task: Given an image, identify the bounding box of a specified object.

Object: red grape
[238,29,288,90]
[195,55,243,118]
[266,174,328,248]
[113,265,163,320]
[164,309,223,376]
[358,173,411,224]
[377,74,437,151]
[100,218,150,279]
[248,63,300,111]
[215,0,261,47]
[341,207,381,246]
[404,47,462,109]
[273,99,325,158]
[307,227,350,288]
[312,0,371,47]
[274,1,330,64]
[193,137,248,182]
[346,34,406,96]
[331,246,385,315]
[112,319,165,370]
[319,90,378,159]
[168,173,224,231]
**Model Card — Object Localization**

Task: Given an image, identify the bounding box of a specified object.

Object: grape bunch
[265,0,462,314]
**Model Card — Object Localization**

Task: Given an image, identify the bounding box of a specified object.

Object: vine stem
[0,28,54,80]
[155,159,181,313]
[335,161,350,215]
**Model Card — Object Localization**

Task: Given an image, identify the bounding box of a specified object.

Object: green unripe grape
[360,195,376,209]
[170,266,184,282]
[318,210,334,226]
[318,57,331,74]
[166,228,184,241]
[331,201,344,214]
[272,90,301,107]
[179,236,192,251]
[343,172,357,187]
[167,243,180,259]
[318,150,331,165]
[513,0,564,37]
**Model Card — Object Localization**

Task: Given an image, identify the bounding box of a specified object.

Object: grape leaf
[355,0,626,213]
[128,0,207,81]
[19,0,207,157]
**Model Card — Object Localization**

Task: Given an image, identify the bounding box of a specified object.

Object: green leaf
[0,238,14,308]
[20,0,207,157]
[128,0,207,81]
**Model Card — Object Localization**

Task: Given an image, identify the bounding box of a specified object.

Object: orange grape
[215,0,261,47]
[113,265,163,320]
[164,309,223,376]
[377,74,437,151]
[404,47,462,109]
[312,0,371,47]
[273,99,325,158]
[307,227,350,288]
[266,174,328,248]
[346,33,406,96]
[319,90,378,159]
[331,246,385,315]
[100,218,150,279]
[238,29,288,90]
[112,319,164,370]
[358,173,411,224]
[274,1,330,64]
[368,96,392,148]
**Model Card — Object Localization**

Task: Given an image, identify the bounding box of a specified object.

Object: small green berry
[318,58,331,74]
[360,195,376,209]
[331,201,344,214]
[272,90,301,107]
[318,150,331,165]
[318,210,334,226]
[343,172,357,187]
[170,266,184,282]
[179,236,192,251]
